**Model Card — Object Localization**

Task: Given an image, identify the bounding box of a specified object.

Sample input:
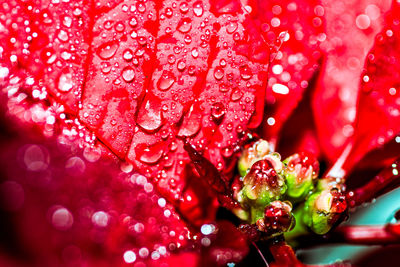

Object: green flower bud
[303,179,347,235]
[239,155,286,207]
[238,139,271,177]
[283,152,319,202]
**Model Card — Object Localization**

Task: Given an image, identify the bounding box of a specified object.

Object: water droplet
[177,60,186,71]
[226,22,238,34]
[231,89,243,101]
[137,3,146,13]
[222,146,233,158]
[73,8,82,16]
[240,65,252,80]
[137,96,162,132]
[165,7,173,17]
[129,17,138,27]
[168,54,176,64]
[184,35,192,44]
[214,66,224,80]
[177,18,192,33]
[101,62,111,74]
[191,48,199,58]
[157,71,175,91]
[179,2,189,13]
[173,46,182,54]
[104,20,113,30]
[138,36,147,46]
[136,142,165,164]
[57,30,69,42]
[97,41,119,60]
[62,16,72,28]
[115,22,125,32]
[122,67,135,82]
[58,71,74,92]
[123,49,134,61]
[233,32,240,41]
[193,1,204,17]
[211,102,226,123]
[61,51,71,60]
[178,104,202,137]
[135,48,145,57]
[219,83,229,92]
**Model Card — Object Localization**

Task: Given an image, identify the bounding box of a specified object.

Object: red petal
[312,0,392,163]
[248,0,324,142]
[342,2,400,172]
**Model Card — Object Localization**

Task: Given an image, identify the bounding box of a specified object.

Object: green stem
[284,205,309,245]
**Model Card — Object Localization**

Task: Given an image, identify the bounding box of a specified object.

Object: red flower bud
[256,201,295,236]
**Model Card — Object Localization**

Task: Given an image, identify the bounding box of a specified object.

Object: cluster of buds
[235,139,347,239]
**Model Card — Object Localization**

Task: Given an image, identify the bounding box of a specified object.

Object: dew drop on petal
[123,49,134,61]
[122,67,135,82]
[240,65,252,80]
[191,48,199,58]
[177,18,192,33]
[211,102,225,123]
[177,60,186,71]
[157,72,175,91]
[193,1,203,17]
[97,42,119,60]
[214,66,224,80]
[58,72,74,92]
[231,89,243,101]
[226,22,238,34]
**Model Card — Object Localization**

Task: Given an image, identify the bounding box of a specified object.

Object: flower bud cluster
[235,139,347,238]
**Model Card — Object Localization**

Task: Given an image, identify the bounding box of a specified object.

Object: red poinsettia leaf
[312,0,392,163]
[247,0,324,144]
[342,2,400,173]
[19,0,93,113]
[183,11,269,177]
[79,0,158,158]
[122,1,269,225]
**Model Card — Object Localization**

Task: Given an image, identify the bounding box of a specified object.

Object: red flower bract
[0,0,400,266]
